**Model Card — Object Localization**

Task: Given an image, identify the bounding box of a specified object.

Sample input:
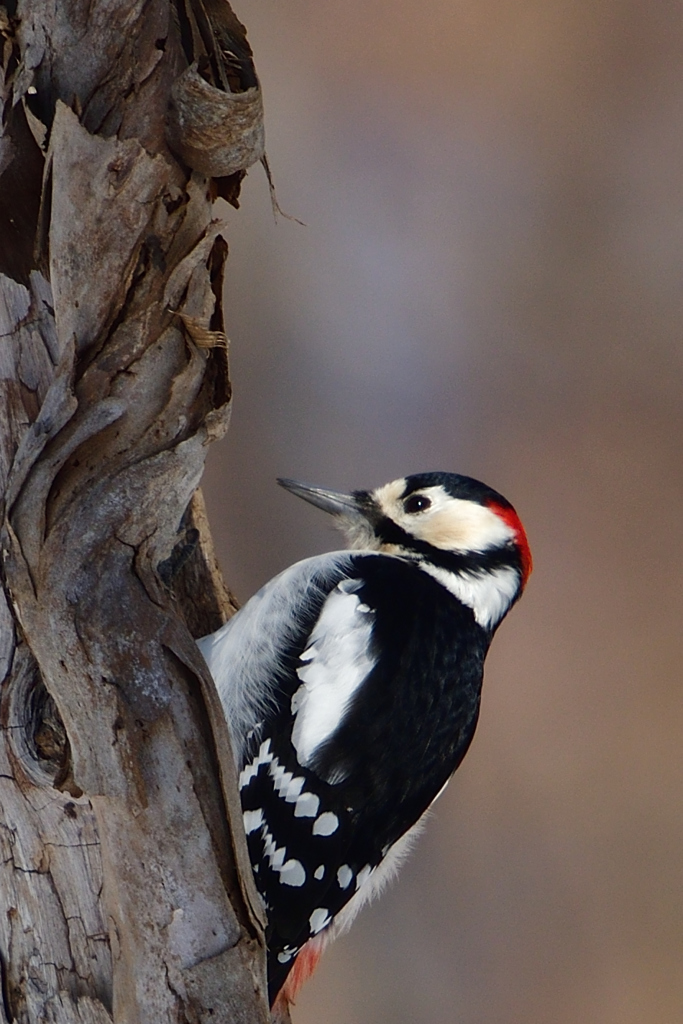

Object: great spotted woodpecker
[197,472,531,1013]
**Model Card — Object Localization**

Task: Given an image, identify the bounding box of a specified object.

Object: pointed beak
[277,478,365,518]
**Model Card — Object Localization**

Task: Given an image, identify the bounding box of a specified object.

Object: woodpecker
[197,472,531,1013]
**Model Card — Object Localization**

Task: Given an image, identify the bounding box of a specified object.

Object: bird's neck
[414,558,520,630]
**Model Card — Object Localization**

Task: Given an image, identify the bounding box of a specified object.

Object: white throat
[418,561,520,630]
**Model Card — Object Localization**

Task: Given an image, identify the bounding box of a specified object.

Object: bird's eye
[403,494,432,514]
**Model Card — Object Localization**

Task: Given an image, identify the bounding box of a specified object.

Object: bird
[197,471,531,1015]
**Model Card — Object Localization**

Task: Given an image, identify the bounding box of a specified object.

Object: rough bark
[0,2,271,1021]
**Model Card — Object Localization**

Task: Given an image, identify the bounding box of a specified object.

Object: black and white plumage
[197,472,532,1010]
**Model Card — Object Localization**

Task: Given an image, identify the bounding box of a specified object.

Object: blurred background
[202,2,683,1021]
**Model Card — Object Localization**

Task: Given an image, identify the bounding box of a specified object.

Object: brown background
[203,1,683,1020]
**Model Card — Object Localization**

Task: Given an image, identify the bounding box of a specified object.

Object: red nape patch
[486,500,533,587]
[274,941,323,1014]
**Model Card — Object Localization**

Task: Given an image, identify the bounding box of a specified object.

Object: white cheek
[412,500,514,553]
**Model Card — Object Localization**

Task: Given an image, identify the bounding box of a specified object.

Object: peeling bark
[0,2,270,1021]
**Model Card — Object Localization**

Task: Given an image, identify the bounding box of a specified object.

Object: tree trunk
[0,2,271,1020]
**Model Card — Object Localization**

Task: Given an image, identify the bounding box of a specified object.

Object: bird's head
[278,472,532,626]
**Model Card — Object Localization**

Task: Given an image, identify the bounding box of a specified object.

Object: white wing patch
[197,554,356,765]
[290,579,376,770]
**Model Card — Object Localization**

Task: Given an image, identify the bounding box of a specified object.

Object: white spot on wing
[314,865,325,880]
[279,859,307,887]
[312,811,339,836]
[309,908,331,935]
[283,775,306,802]
[239,739,273,789]
[291,582,376,767]
[270,847,286,870]
[270,762,289,790]
[261,827,309,887]
[262,828,287,871]
[243,809,264,835]
[294,792,320,818]
[267,757,309,803]
[337,865,353,889]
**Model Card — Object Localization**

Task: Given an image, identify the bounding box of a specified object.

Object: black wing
[231,553,489,1002]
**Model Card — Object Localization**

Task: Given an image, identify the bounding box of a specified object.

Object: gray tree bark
[0,2,272,1021]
